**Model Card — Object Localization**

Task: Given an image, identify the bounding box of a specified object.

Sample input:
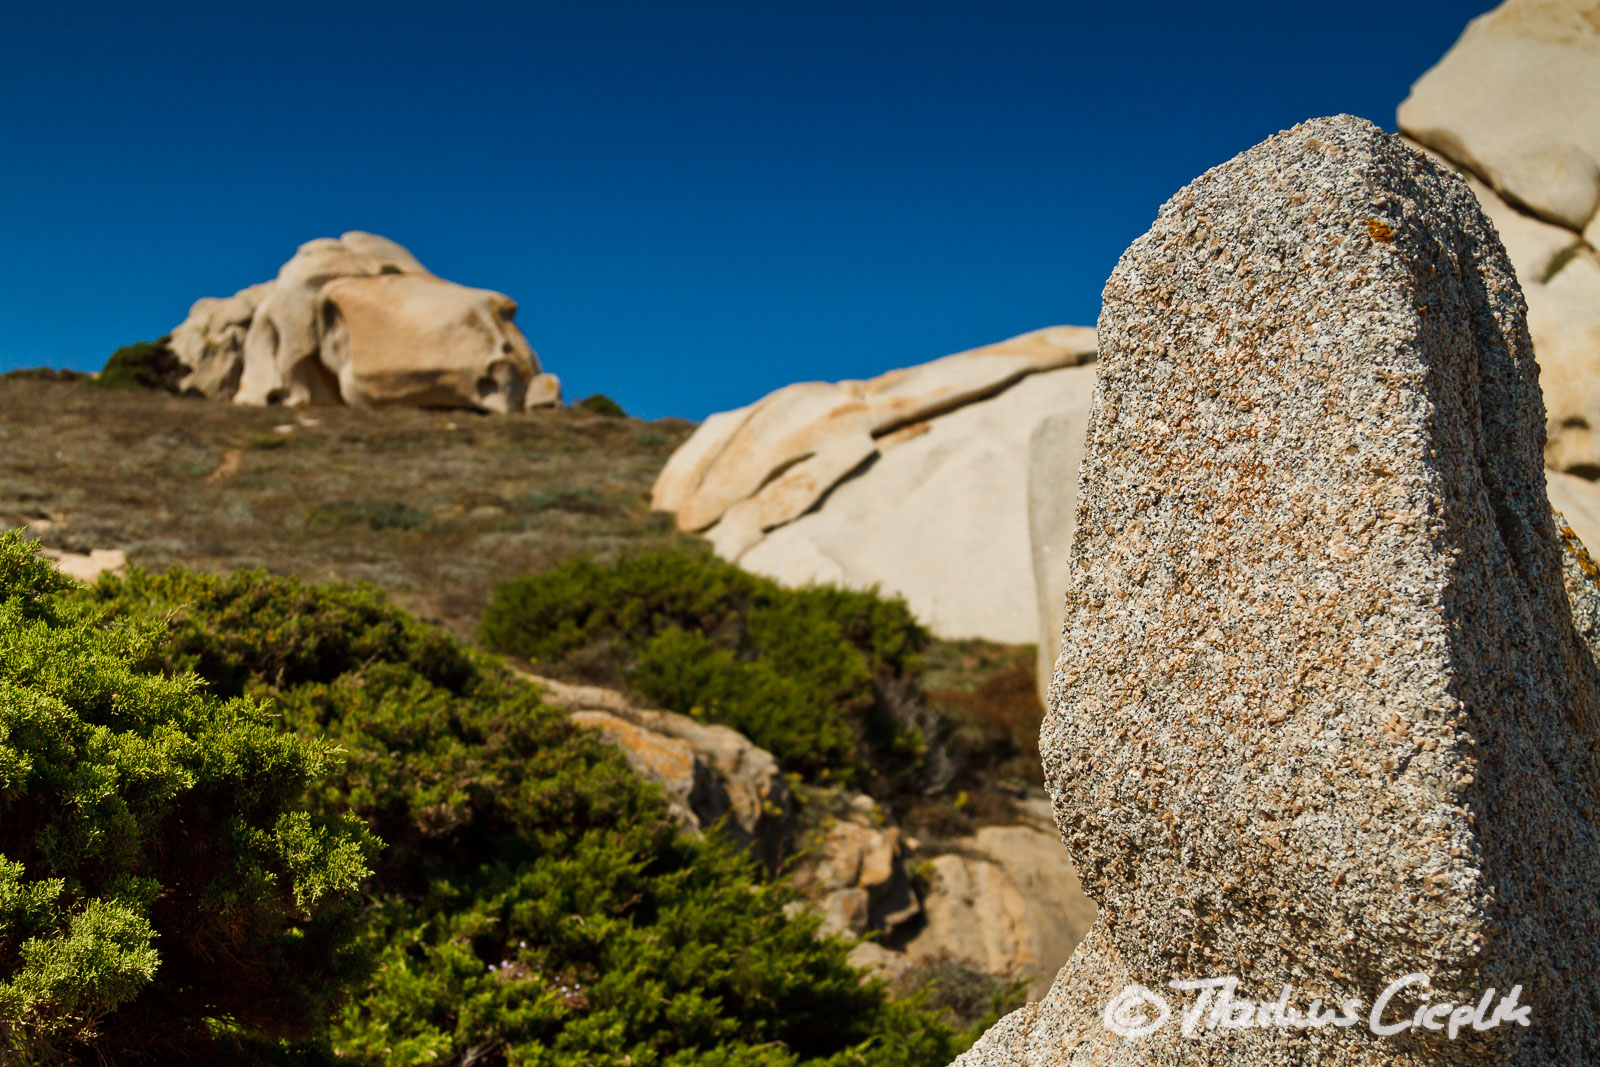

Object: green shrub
[572,393,625,418]
[0,530,375,1063]
[96,337,187,393]
[83,564,987,1064]
[630,627,861,776]
[89,566,473,702]
[305,499,431,532]
[479,551,932,787]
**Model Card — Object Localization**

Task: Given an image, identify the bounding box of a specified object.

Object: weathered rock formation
[525,670,1094,988]
[1399,0,1600,233]
[168,232,560,413]
[901,811,1097,999]
[525,672,793,870]
[788,795,920,939]
[1400,0,1600,477]
[531,672,918,939]
[958,116,1600,1064]
[652,327,1097,642]
[40,547,126,584]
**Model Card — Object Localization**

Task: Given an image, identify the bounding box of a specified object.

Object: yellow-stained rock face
[171,231,560,414]
[568,710,699,802]
[529,671,794,871]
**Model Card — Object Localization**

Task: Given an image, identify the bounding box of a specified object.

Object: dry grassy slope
[2,377,1047,804]
[0,378,697,638]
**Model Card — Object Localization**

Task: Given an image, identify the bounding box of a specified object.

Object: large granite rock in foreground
[652,328,1098,642]
[1399,0,1600,479]
[959,116,1600,1064]
[168,232,561,413]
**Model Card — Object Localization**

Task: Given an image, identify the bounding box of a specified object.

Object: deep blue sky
[3,1,1491,420]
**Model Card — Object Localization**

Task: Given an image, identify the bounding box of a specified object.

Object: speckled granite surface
[957,115,1600,1065]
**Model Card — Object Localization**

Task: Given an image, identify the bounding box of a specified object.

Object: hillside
[0,376,693,638]
[1,375,1048,805]
[3,372,1076,970]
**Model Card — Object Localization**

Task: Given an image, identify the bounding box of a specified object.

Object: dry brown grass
[895,639,1047,838]
[0,378,696,638]
[923,639,1045,774]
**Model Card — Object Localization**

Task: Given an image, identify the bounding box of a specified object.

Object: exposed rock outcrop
[526,670,1093,986]
[653,328,1097,642]
[959,116,1600,1064]
[1398,0,1600,232]
[903,815,1097,999]
[1400,0,1600,478]
[536,674,925,942]
[40,547,126,584]
[169,232,560,414]
[788,796,920,938]
[167,282,272,399]
[525,672,793,870]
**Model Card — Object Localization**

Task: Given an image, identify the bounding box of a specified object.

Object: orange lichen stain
[1559,515,1600,585]
[1365,219,1395,243]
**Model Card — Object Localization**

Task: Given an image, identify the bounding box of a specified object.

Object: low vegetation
[0,376,695,639]
[479,551,1047,831]
[571,393,626,418]
[305,499,432,532]
[0,378,1046,1060]
[481,550,936,790]
[96,337,187,393]
[0,537,1008,1064]
[0,530,374,1063]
